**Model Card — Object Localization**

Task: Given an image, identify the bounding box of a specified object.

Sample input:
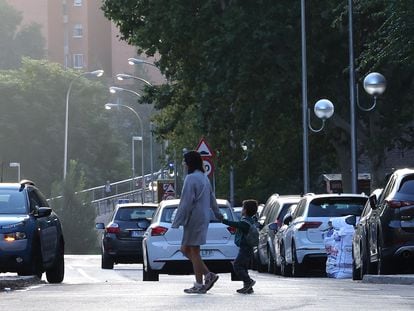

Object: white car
[142,199,239,281]
[281,193,367,277]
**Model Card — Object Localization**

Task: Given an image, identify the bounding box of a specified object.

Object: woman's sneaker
[236,279,256,294]
[184,284,206,294]
[204,272,219,291]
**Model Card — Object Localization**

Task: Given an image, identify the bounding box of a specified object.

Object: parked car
[352,168,414,279]
[271,203,298,276]
[281,193,367,277]
[96,202,158,269]
[142,199,238,281]
[352,188,383,280]
[256,194,301,273]
[0,180,65,283]
[232,206,243,220]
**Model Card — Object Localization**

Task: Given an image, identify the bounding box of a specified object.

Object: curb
[362,274,414,285]
[0,275,42,291]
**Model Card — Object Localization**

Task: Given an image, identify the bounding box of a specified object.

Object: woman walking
[171,151,222,294]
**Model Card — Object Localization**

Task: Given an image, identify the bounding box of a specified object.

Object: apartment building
[6,0,146,79]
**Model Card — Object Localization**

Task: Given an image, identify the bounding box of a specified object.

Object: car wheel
[18,239,43,278]
[267,247,275,274]
[101,249,114,270]
[143,252,159,281]
[256,251,266,273]
[291,243,304,277]
[377,235,391,275]
[352,244,362,281]
[46,241,65,284]
[280,244,292,277]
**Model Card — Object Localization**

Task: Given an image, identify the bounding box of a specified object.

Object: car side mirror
[283,214,292,225]
[35,207,52,218]
[344,215,356,226]
[369,195,378,210]
[95,223,105,230]
[268,223,278,232]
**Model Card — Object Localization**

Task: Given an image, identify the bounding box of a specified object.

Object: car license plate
[131,230,143,237]
[201,249,213,257]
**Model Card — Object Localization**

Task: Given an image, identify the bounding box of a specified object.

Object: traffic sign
[203,158,214,177]
[196,138,214,158]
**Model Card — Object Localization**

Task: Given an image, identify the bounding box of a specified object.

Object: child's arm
[222,219,250,233]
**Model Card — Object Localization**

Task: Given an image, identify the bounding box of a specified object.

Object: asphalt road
[0,255,413,311]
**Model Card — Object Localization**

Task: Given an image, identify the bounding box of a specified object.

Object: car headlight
[4,232,27,241]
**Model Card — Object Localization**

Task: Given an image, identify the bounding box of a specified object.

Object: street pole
[348,0,358,193]
[301,0,309,194]
[64,70,103,181]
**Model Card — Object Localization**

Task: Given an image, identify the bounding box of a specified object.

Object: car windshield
[162,206,233,223]
[308,197,366,217]
[115,207,156,221]
[0,191,27,214]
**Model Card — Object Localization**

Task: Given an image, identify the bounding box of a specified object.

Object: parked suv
[352,168,414,278]
[142,199,238,281]
[256,194,301,273]
[282,193,367,277]
[96,202,158,269]
[0,180,65,283]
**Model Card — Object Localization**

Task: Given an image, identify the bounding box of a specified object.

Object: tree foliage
[102,0,414,200]
[50,160,99,254]
[0,0,45,69]
[0,58,128,195]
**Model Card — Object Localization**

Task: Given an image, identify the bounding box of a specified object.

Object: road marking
[76,268,100,283]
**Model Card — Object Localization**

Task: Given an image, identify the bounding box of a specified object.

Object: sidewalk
[362,274,414,285]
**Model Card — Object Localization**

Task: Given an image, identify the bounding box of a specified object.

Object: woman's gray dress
[171,170,221,246]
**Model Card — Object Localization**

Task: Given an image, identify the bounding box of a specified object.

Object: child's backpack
[242,220,259,247]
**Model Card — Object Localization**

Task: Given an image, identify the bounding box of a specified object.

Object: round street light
[308,99,334,133]
[363,72,387,97]
[314,99,334,120]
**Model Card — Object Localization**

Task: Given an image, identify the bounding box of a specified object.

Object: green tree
[51,160,99,254]
[0,58,129,195]
[0,0,45,69]
[102,0,414,199]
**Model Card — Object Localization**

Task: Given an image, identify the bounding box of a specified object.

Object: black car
[0,180,65,283]
[96,202,158,269]
[353,168,414,279]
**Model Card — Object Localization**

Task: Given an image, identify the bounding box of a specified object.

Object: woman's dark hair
[184,151,205,174]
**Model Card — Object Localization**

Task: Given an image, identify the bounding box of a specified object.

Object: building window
[74,0,82,6]
[73,24,83,38]
[73,54,84,69]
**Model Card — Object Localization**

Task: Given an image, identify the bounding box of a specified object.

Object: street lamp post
[128,57,159,68]
[64,69,104,180]
[105,103,145,203]
[9,162,20,181]
[109,86,141,98]
[116,74,153,86]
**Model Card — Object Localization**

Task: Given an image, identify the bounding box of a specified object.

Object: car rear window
[115,207,156,221]
[308,197,367,217]
[161,206,233,223]
[0,192,27,214]
[398,177,414,195]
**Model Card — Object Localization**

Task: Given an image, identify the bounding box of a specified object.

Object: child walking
[222,199,258,294]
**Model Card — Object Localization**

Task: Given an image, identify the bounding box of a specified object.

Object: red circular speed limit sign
[203,159,214,177]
